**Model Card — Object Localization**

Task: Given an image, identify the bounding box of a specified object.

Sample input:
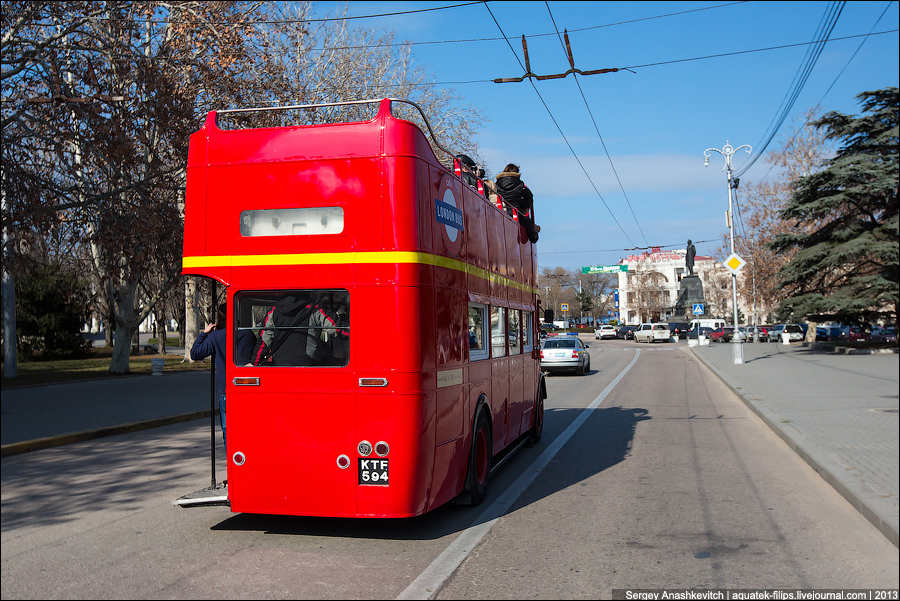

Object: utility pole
[704,141,751,365]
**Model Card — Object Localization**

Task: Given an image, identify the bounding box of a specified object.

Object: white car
[594,325,617,339]
[634,322,671,343]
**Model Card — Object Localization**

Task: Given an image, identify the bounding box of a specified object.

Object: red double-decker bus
[179,98,546,518]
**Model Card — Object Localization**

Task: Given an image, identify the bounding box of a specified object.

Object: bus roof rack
[213,97,458,161]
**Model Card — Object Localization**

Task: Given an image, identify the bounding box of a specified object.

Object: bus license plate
[358,458,389,486]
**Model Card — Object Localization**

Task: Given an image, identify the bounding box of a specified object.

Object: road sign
[581,265,628,274]
[692,303,704,315]
[723,253,746,275]
[560,303,569,312]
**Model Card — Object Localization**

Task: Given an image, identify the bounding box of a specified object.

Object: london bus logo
[435,189,464,242]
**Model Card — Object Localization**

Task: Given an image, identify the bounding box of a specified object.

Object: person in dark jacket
[456,154,479,188]
[495,163,540,243]
[191,303,253,448]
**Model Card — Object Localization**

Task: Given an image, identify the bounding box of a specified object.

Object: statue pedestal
[675,275,705,318]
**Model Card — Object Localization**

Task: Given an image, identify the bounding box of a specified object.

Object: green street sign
[581,265,628,274]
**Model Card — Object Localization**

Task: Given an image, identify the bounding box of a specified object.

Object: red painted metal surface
[182,99,540,517]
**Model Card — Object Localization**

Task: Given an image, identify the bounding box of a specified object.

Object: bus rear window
[235,290,349,367]
[240,207,344,237]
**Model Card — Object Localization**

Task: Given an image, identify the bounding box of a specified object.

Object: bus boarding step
[174,483,230,508]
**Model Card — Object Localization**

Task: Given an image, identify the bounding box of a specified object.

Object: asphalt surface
[2,338,897,598]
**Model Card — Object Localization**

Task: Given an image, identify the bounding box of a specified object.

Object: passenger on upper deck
[496,163,540,243]
[455,154,479,188]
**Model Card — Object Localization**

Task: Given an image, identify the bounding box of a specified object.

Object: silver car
[540,337,591,376]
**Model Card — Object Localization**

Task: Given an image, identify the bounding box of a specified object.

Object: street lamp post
[704,141,751,365]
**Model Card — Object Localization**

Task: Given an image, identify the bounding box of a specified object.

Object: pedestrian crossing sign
[692,304,704,315]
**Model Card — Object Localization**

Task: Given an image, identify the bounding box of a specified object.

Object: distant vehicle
[690,318,726,331]
[847,326,868,342]
[541,337,591,375]
[634,323,671,343]
[709,327,734,343]
[745,326,769,342]
[782,324,804,342]
[668,321,690,339]
[594,325,617,340]
[617,325,637,340]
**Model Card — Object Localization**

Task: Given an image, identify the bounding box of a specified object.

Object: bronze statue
[686,239,696,276]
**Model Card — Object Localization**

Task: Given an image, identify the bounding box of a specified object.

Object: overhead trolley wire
[544,1,649,247]
[735,1,847,178]
[482,2,639,248]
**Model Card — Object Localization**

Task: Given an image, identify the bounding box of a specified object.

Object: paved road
[2,340,896,599]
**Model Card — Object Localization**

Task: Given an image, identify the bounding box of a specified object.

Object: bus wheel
[461,409,492,506]
[527,396,544,446]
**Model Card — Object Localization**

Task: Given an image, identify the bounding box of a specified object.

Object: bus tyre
[461,409,492,506]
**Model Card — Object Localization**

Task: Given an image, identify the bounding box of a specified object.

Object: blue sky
[308,1,899,271]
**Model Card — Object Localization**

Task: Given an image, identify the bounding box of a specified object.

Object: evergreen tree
[771,88,899,324]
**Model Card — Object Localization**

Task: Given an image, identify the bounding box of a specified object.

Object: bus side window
[509,309,521,354]
[468,303,488,361]
[491,306,507,358]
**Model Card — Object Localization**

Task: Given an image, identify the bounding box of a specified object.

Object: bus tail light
[359,378,388,387]
[540,350,544,359]
[233,377,260,386]
[571,350,579,358]
[374,441,390,457]
[336,455,350,469]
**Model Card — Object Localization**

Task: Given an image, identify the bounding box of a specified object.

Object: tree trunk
[183,277,200,362]
[109,282,139,374]
[805,320,817,345]
[157,311,167,355]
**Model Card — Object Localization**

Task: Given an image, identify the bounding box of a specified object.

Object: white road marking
[396,349,642,600]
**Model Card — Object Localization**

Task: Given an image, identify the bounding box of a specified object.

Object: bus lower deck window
[235,290,349,367]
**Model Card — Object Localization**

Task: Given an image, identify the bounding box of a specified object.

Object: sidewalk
[689,341,899,546]
[1,370,213,454]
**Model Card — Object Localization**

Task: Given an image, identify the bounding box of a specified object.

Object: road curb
[1,410,215,458]
[685,346,899,548]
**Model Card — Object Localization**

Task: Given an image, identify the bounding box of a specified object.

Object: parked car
[617,325,637,340]
[781,324,804,342]
[688,326,714,339]
[767,324,784,342]
[709,327,734,343]
[594,325,617,340]
[668,322,690,339]
[540,337,591,375]
[877,326,896,344]
[847,326,868,342]
[634,323,671,343]
[745,326,768,342]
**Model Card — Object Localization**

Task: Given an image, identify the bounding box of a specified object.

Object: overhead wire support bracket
[493,31,632,83]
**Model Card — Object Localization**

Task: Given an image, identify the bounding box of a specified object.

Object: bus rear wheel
[460,409,492,506]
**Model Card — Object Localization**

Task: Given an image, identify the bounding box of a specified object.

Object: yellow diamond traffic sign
[724,253,746,275]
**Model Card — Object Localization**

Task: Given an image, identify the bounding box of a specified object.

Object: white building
[616,247,748,325]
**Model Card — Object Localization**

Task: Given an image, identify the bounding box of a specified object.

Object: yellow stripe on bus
[182,251,540,294]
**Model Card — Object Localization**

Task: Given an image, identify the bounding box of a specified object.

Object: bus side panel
[507,350,524,445]
[384,156,419,252]
[490,355,509,456]
[520,239,533,303]
[486,208,507,301]
[416,160,434,255]
[432,176,465,287]
[434,285,465,445]
[464,197,489,298]
[504,220,522,307]
[467,358,492,445]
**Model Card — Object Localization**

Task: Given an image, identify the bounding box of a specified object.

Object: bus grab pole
[210,284,217,489]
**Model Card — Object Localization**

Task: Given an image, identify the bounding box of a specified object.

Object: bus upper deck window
[240,207,344,237]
